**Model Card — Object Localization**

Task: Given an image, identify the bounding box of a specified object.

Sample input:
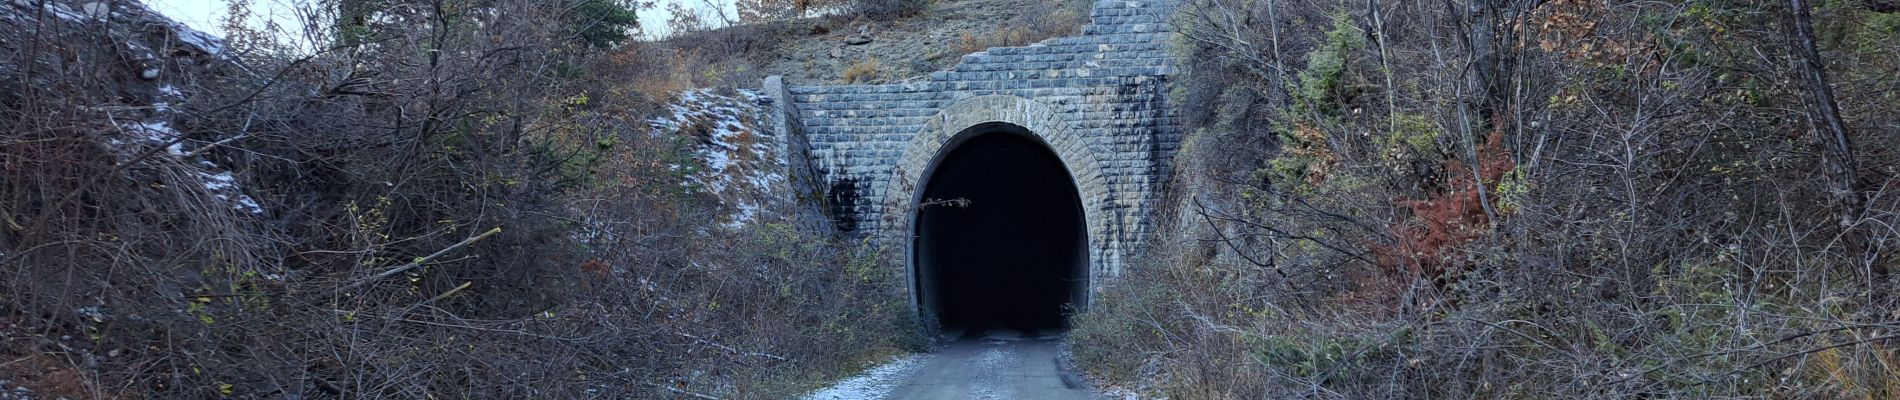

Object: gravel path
[804,330,1099,400]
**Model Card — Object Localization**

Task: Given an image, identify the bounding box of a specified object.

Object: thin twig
[1605,322,1900,387]
[389,316,580,342]
[333,227,501,294]
[181,134,249,158]
[1734,333,1900,375]
[676,332,789,362]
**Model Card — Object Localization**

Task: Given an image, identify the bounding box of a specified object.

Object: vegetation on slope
[1073,0,1900,398]
[0,0,927,398]
[649,0,1091,86]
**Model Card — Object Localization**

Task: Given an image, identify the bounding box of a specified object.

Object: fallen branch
[334,227,501,294]
[421,281,474,304]
[1735,333,1900,373]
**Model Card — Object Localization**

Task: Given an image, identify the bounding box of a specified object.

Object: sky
[143,0,732,41]
[143,0,302,37]
[642,0,739,38]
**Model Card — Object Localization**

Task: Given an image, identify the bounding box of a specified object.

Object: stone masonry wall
[773,0,1183,283]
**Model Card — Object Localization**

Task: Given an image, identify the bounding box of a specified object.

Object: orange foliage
[1526,0,1655,68]
[580,259,611,278]
[1288,121,1338,186]
[1376,127,1514,285]
[578,259,611,291]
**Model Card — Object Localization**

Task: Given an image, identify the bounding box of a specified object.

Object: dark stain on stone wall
[827,177,861,232]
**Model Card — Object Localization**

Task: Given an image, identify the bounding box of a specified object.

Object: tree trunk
[1451,0,1504,223]
[1785,0,1886,304]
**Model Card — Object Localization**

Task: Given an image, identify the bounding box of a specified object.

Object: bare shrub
[0,0,910,398]
[1073,0,1900,397]
[1021,0,1089,39]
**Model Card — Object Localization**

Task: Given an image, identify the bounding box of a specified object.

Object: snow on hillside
[649,89,787,228]
[110,73,262,216]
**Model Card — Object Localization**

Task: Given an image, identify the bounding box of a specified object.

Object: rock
[844,36,872,46]
[139,67,159,80]
[828,47,843,59]
[80,2,107,18]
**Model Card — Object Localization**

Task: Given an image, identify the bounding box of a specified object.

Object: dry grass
[952,27,1030,55]
[950,0,1086,56]
[841,57,883,83]
[625,47,704,105]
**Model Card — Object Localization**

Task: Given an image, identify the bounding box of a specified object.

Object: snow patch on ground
[158,16,225,56]
[648,89,786,228]
[37,1,87,22]
[119,121,189,156]
[123,120,180,143]
[201,171,237,190]
[111,81,263,215]
[1096,386,1150,400]
[172,27,224,55]
[801,354,928,400]
[200,171,264,214]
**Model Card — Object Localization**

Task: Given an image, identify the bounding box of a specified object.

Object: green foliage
[1244,331,1384,380]
[567,0,642,48]
[1266,154,1316,191]
[526,134,609,190]
[1376,113,1441,158]
[1294,12,1365,116]
[1491,165,1530,214]
[333,0,391,46]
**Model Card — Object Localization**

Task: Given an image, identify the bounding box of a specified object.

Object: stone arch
[881,95,1116,311]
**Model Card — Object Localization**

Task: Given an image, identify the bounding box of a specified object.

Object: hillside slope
[651,0,1089,87]
[0,1,917,398]
[1069,1,1900,398]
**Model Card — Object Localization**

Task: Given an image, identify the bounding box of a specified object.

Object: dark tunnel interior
[915,125,1086,335]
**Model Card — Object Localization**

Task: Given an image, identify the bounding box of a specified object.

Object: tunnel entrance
[914,124,1087,335]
